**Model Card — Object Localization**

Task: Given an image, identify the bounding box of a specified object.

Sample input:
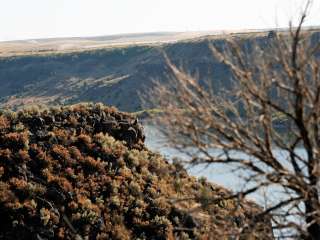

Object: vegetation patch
[0,103,271,239]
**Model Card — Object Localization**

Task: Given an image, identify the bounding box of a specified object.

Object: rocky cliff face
[0,103,272,239]
[0,42,222,111]
[1,30,318,112]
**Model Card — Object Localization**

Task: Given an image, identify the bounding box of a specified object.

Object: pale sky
[0,0,319,41]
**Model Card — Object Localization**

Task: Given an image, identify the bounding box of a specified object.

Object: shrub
[0,103,270,239]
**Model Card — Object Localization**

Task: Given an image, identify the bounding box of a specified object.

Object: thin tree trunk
[304,199,320,240]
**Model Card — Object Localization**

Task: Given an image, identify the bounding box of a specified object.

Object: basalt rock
[0,103,272,239]
[15,103,145,150]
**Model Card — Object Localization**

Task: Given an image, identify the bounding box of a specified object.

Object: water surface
[144,124,306,205]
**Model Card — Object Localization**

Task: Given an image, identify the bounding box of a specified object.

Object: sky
[0,0,319,41]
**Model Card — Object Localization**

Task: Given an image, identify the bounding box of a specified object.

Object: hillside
[0,29,319,112]
[0,103,272,239]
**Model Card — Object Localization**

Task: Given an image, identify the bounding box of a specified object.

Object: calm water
[144,125,306,205]
[144,125,245,190]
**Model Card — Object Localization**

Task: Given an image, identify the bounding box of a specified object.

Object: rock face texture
[1,30,319,112]
[0,104,272,239]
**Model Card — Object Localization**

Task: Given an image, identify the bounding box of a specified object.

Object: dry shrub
[0,103,271,239]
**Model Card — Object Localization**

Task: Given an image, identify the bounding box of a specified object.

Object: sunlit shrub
[0,103,267,239]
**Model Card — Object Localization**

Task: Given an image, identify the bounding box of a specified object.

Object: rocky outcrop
[0,103,272,239]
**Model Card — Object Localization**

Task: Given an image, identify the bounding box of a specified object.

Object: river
[143,124,307,206]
